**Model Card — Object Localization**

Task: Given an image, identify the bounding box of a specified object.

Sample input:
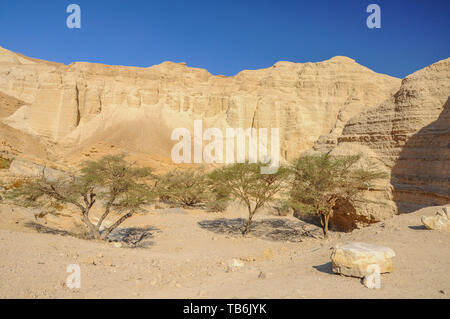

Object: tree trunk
[323,214,330,239]
[96,200,113,231]
[318,212,324,227]
[82,212,100,240]
[243,208,255,236]
[101,211,134,240]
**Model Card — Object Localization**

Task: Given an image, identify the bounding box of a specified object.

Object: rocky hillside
[0,46,400,162]
[315,58,450,222]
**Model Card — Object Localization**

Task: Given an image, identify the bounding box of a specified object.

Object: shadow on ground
[408,225,427,231]
[313,262,334,274]
[25,221,159,248]
[198,218,322,242]
[24,221,77,237]
[108,226,160,248]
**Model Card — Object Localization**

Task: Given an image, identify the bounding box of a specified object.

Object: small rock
[331,242,395,278]
[228,258,244,268]
[258,271,267,279]
[113,242,123,248]
[81,257,96,265]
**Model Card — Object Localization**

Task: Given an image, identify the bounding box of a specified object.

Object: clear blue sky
[0,0,449,78]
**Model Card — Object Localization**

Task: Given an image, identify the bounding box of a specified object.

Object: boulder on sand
[331,242,395,278]
[421,206,450,232]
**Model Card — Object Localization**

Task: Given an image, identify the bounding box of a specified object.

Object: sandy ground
[0,203,449,299]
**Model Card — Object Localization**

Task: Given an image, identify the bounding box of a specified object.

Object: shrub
[286,153,387,238]
[5,154,156,240]
[156,168,208,207]
[208,163,289,235]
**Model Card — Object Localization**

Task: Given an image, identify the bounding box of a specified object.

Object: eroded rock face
[340,58,450,213]
[331,242,395,278]
[313,58,450,222]
[0,46,400,162]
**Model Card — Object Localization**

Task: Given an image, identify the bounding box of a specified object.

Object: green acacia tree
[287,153,387,238]
[208,163,289,235]
[4,154,156,240]
[156,168,209,207]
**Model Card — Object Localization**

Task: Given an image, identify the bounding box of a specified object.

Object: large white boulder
[421,206,450,232]
[331,242,395,278]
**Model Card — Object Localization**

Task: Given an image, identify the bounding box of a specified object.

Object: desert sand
[0,203,448,299]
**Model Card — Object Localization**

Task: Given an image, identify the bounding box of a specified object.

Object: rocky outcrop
[339,58,449,213]
[312,58,450,223]
[0,46,400,162]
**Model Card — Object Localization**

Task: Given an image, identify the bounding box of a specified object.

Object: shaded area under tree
[198,218,322,242]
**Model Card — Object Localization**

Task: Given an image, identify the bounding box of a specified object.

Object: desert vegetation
[285,154,387,238]
[207,163,289,235]
[156,168,208,207]
[1,153,387,241]
[3,154,157,240]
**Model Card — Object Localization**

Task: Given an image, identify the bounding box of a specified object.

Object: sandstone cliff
[0,46,400,164]
[0,46,448,230]
[316,57,450,225]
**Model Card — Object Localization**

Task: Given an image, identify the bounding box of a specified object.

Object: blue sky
[0,0,448,78]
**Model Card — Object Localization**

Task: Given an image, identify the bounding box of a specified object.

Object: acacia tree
[208,163,288,235]
[5,155,156,240]
[204,182,231,213]
[156,168,208,207]
[287,153,387,238]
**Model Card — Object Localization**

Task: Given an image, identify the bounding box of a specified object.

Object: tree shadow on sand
[108,226,160,248]
[25,221,159,248]
[198,218,322,242]
[24,221,77,237]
